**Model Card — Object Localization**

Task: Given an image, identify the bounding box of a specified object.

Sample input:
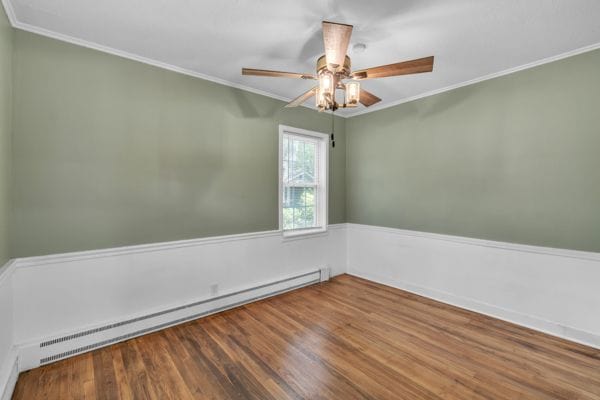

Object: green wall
[7,24,600,257]
[12,30,346,257]
[0,7,12,266]
[347,49,600,252]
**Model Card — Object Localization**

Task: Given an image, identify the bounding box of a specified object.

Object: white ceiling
[4,0,600,116]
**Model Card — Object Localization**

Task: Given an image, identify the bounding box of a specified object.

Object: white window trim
[278,125,329,238]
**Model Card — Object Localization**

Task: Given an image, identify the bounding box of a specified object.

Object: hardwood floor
[12,274,600,399]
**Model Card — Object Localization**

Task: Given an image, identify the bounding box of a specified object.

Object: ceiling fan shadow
[298,27,325,62]
[226,87,280,119]
[344,0,430,44]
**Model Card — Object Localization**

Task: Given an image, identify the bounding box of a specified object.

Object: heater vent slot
[39,271,321,365]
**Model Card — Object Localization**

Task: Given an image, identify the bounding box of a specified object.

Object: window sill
[281,227,328,240]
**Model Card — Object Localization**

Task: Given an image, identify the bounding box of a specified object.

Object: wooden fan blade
[352,56,434,79]
[242,68,316,80]
[359,88,381,107]
[322,21,353,71]
[285,87,318,108]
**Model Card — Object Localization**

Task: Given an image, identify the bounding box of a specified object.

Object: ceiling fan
[242,21,434,111]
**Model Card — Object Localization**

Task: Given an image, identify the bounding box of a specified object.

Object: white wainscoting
[10,225,346,371]
[347,223,600,349]
[2,221,600,398]
[0,261,18,400]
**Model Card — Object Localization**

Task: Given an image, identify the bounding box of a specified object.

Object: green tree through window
[282,135,319,230]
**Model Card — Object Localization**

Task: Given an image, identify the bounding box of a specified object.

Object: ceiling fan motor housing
[317,55,352,77]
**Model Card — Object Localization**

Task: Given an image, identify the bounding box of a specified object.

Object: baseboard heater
[19,268,328,371]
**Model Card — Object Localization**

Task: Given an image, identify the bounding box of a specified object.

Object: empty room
[0,0,599,399]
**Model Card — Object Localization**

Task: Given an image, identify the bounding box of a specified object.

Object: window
[279,125,328,236]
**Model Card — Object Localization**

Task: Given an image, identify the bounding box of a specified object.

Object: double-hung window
[279,125,328,236]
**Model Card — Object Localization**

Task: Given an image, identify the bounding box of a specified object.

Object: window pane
[291,139,303,182]
[283,207,294,231]
[302,187,316,227]
[282,137,290,183]
[284,137,318,186]
[304,142,316,182]
[282,186,317,230]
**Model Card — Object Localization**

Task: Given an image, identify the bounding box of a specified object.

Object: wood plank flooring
[12,274,600,399]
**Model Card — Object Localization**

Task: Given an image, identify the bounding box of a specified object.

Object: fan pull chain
[330,111,335,148]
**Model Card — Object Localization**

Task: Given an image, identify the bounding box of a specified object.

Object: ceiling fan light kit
[242,21,435,112]
[314,54,359,112]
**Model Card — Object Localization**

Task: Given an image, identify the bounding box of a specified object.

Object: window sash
[282,135,319,188]
[282,182,317,188]
[279,125,328,235]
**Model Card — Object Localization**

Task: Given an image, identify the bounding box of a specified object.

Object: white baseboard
[17,269,323,370]
[0,347,18,400]
[347,223,600,350]
[348,270,600,349]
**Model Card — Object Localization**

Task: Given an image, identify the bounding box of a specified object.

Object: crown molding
[344,41,600,118]
[0,0,341,116]
[10,24,300,108]
[3,0,600,119]
[0,0,16,25]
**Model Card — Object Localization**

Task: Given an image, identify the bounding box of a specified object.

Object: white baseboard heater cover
[19,269,323,370]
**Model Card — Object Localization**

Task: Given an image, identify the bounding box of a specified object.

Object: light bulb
[319,73,334,95]
[315,88,327,109]
[345,82,360,106]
